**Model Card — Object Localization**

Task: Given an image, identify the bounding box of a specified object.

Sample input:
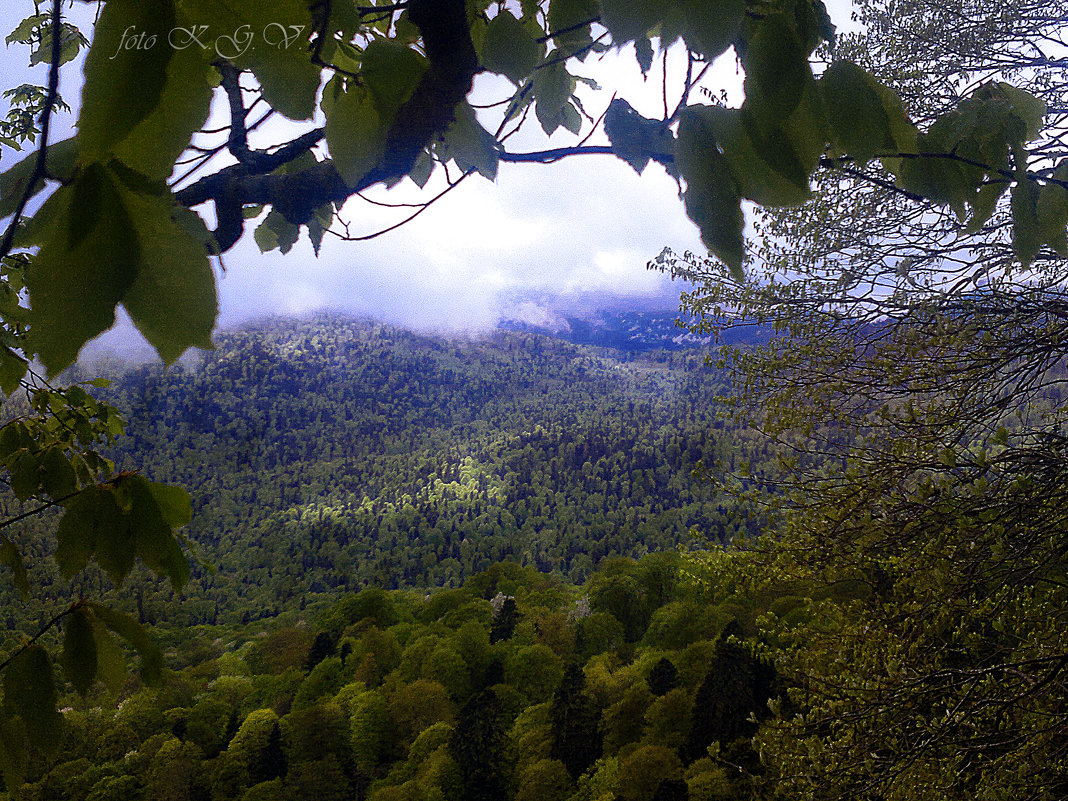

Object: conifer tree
[550,664,602,779]
[449,689,510,801]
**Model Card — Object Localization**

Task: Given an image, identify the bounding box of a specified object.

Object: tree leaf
[0,137,78,220]
[992,82,1045,141]
[598,0,667,45]
[1037,160,1068,255]
[360,39,429,120]
[90,620,126,697]
[534,57,573,134]
[128,475,190,592]
[605,99,656,174]
[0,536,29,599]
[408,150,436,189]
[176,0,319,120]
[820,62,888,166]
[26,164,140,374]
[77,0,176,160]
[0,713,27,793]
[676,106,746,276]
[39,445,76,500]
[482,10,543,84]
[547,0,597,53]
[113,42,214,180]
[442,102,500,180]
[0,348,27,397]
[675,0,743,61]
[61,607,97,696]
[3,646,61,758]
[55,485,129,585]
[265,210,300,255]
[9,450,39,501]
[743,13,809,128]
[88,603,163,686]
[325,84,385,187]
[146,480,193,529]
[700,106,811,207]
[1011,178,1042,267]
[109,181,217,364]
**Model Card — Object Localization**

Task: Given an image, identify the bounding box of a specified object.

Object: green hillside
[1,316,767,632]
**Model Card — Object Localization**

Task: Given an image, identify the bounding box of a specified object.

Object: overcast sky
[0,2,857,359]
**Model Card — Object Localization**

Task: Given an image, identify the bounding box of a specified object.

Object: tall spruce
[550,663,603,779]
[450,689,510,801]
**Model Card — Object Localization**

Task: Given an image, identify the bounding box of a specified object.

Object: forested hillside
[0,317,768,635]
[5,552,808,801]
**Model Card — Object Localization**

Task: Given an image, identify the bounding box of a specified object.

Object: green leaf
[482,11,543,84]
[0,348,27,397]
[1037,160,1068,255]
[743,13,810,127]
[110,181,217,364]
[88,603,163,686]
[442,103,500,180]
[146,481,193,529]
[360,39,429,120]
[598,0,667,45]
[533,57,573,134]
[0,537,29,599]
[3,646,61,758]
[113,42,214,180]
[897,133,977,220]
[547,0,597,53]
[561,102,583,135]
[1011,178,1042,267]
[26,164,140,374]
[9,450,39,501]
[55,485,130,585]
[128,475,190,591]
[408,150,435,189]
[964,181,1007,235]
[90,621,126,697]
[176,0,319,120]
[254,217,279,252]
[77,0,176,160]
[263,210,300,255]
[61,608,97,696]
[819,61,916,167]
[676,105,746,276]
[701,106,811,207]
[605,99,658,174]
[39,445,76,500]
[0,137,78,220]
[326,83,385,187]
[992,82,1045,141]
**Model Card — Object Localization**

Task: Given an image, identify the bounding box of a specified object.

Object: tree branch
[0,0,64,261]
[176,0,479,252]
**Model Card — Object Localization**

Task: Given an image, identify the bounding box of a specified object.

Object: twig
[0,0,64,260]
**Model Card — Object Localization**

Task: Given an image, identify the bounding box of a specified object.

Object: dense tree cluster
[3,553,807,801]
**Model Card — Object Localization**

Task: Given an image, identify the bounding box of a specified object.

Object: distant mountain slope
[499,309,780,351]
[3,316,770,629]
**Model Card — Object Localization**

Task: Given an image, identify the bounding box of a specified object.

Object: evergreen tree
[449,689,510,801]
[490,598,521,644]
[549,664,602,779]
[650,778,689,801]
[647,658,679,696]
[250,722,287,784]
[685,633,775,763]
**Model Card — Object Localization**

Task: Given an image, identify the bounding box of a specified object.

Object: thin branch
[0,600,83,674]
[0,0,64,261]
